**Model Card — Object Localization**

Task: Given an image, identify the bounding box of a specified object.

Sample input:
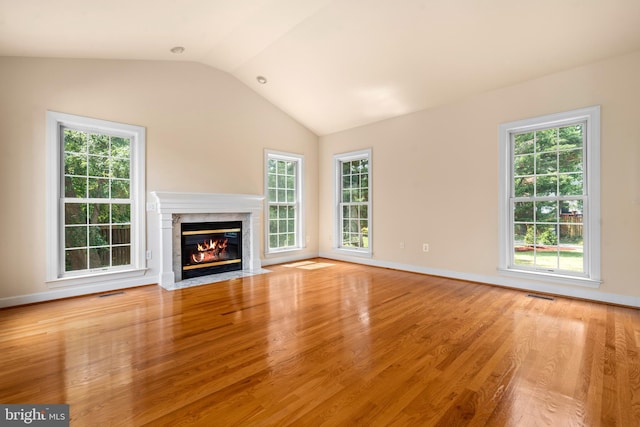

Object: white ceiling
[2,0,640,135]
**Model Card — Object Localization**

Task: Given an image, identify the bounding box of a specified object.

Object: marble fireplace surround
[152,192,264,289]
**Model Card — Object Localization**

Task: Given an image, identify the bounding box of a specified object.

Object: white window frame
[498,106,601,287]
[46,111,146,287]
[264,150,304,254]
[333,148,372,257]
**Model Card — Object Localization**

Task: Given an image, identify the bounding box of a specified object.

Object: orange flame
[190,238,229,264]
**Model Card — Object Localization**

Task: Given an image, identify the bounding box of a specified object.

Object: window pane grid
[510,123,585,275]
[338,155,370,250]
[62,128,132,272]
[339,202,368,248]
[267,156,300,250]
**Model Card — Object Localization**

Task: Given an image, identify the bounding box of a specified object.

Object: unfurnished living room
[1,1,640,425]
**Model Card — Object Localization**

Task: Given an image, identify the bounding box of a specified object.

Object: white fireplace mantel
[152,192,264,288]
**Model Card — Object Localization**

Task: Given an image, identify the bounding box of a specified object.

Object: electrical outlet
[146,250,152,260]
[399,241,405,249]
[422,243,429,252]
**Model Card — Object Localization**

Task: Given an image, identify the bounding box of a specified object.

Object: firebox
[181,221,242,280]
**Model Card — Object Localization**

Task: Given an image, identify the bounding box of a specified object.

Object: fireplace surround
[151,192,263,289]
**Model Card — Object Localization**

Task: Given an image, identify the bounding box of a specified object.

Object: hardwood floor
[1,259,639,426]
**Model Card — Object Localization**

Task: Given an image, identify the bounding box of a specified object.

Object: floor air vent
[98,291,125,298]
[527,293,555,301]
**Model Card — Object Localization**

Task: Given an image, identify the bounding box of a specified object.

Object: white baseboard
[5,254,636,309]
[0,276,158,308]
[261,251,320,267]
[319,252,640,308]
[0,252,318,307]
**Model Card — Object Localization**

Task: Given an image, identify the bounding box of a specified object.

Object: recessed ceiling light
[256,76,268,84]
[170,46,185,54]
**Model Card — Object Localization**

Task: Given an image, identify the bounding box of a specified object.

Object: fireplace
[151,192,264,289]
[181,221,242,279]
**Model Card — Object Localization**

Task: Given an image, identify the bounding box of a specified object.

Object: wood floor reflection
[1,259,639,426]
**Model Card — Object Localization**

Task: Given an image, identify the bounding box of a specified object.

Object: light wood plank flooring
[1,259,639,426]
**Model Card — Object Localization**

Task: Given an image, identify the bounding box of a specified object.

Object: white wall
[2,51,639,307]
[319,50,640,306]
[0,57,318,304]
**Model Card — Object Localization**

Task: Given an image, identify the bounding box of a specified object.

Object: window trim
[264,150,305,255]
[498,106,601,287]
[45,111,146,286]
[333,148,372,257]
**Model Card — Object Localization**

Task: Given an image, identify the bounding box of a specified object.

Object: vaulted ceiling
[2,0,640,135]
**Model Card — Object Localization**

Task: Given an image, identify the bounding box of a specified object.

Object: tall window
[265,151,303,253]
[334,149,371,254]
[46,112,146,283]
[499,106,600,286]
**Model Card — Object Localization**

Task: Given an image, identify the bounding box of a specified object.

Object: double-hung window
[498,106,600,286]
[265,151,303,253]
[46,112,146,285]
[334,149,371,255]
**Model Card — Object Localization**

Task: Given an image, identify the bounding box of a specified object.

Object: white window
[334,149,371,255]
[46,112,146,286]
[264,150,304,253]
[498,106,600,286]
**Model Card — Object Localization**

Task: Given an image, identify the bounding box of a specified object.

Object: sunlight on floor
[282,261,335,270]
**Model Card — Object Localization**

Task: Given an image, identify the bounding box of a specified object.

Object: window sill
[498,267,601,289]
[47,268,148,289]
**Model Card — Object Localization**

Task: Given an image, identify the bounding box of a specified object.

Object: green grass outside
[514,249,583,272]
